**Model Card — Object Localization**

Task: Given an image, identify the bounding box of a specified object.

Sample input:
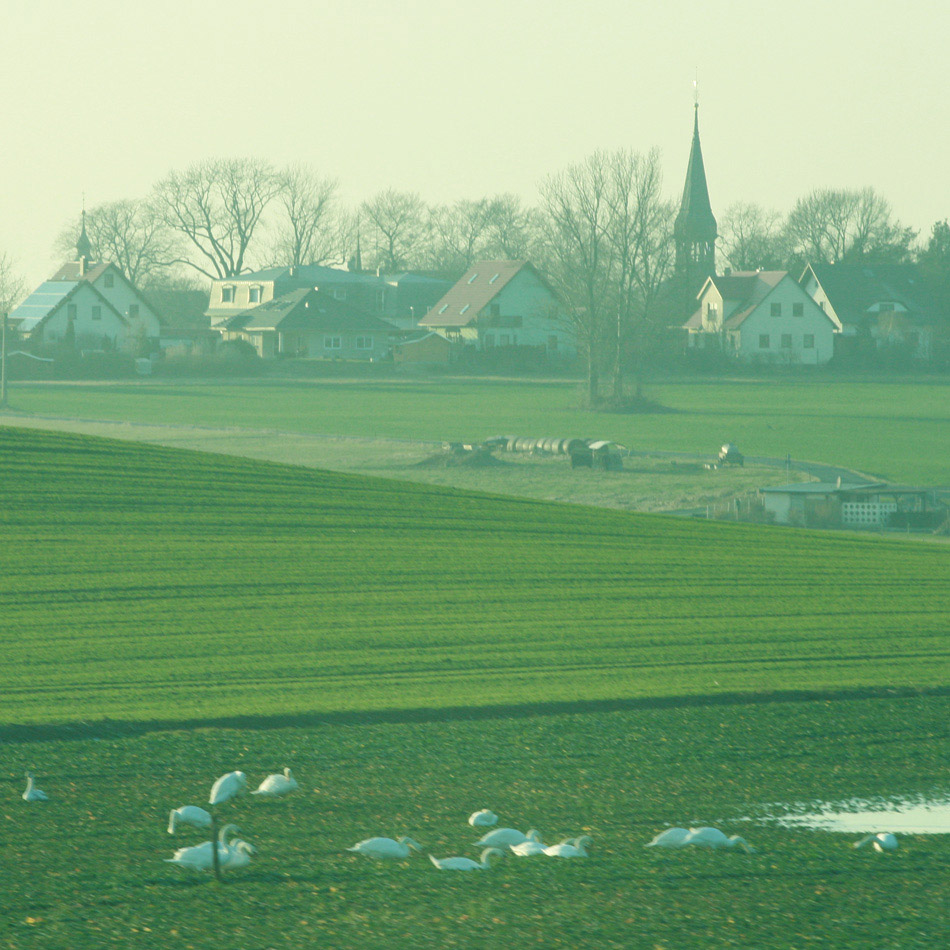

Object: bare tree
[425,199,496,277]
[153,158,281,279]
[0,251,27,314]
[719,201,787,271]
[785,188,915,266]
[360,189,426,272]
[270,165,339,267]
[540,153,614,404]
[484,194,542,261]
[55,200,176,286]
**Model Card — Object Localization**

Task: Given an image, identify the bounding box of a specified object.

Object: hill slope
[1,427,947,727]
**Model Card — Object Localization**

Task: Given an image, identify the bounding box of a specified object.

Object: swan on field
[209,771,248,806]
[430,847,505,871]
[646,827,691,849]
[468,809,499,827]
[544,835,592,858]
[509,839,548,857]
[685,827,755,852]
[251,768,299,797]
[854,832,898,852]
[474,827,542,848]
[22,773,48,802]
[346,836,423,859]
[167,806,212,834]
[165,824,254,871]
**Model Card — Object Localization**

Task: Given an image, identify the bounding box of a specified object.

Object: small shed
[392,332,454,364]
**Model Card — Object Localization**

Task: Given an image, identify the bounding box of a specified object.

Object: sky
[1,0,947,289]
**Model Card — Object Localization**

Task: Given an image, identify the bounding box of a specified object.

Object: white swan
[468,809,499,827]
[430,847,504,871]
[646,827,691,849]
[209,771,247,805]
[509,839,548,857]
[474,827,542,848]
[22,773,48,802]
[347,836,422,859]
[854,832,898,852]
[685,827,755,852]
[166,824,254,871]
[544,835,592,858]
[167,806,212,834]
[251,768,299,797]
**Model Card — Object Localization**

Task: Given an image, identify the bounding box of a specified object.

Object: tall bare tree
[270,165,339,267]
[153,158,281,279]
[360,189,425,272]
[425,199,496,277]
[718,201,787,272]
[785,188,915,266]
[0,251,26,314]
[485,194,542,261]
[55,200,176,286]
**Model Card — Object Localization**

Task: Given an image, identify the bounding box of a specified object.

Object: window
[499,334,510,346]
[103,273,114,289]
[803,334,815,349]
[792,302,804,317]
[128,304,139,319]
[781,334,792,349]
[67,303,77,320]
[92,305,102,321]
[324,336,342,350]
[489,303,500,317]
[355,336,374,350]
[460,304,470,315]
[759,334,770,349]
[249,286,261,304]
[438,304,448,314]
[221,286,235,303]
[819,300,826,311]
[706,302,718,321]
[467,273,479,284]
[489,273,500,284]
[770,302,782,317]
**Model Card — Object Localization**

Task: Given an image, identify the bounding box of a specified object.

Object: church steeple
[76,209,93,265]
[674,102,717,293]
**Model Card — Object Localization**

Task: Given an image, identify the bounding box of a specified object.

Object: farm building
[419,260,574,357]
[221,287,396,360]
[759,481,941,529]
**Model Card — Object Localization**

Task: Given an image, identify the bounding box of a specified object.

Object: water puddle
[755,795,950,834]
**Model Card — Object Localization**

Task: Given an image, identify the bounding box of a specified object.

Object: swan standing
[544,835,592,858]
[167,806,212,834]
[347,836,422,859]
[251,768,299,797]
[468,809,499,827]
[854,832,898,852]
[474,827,542,849]
[209,771,248,805]
[22,773,48,802]
[430,848,505,871]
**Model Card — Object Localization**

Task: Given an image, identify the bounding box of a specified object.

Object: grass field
[2,427,948,949]
[4,375,949,485]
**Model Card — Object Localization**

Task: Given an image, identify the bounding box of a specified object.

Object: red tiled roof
[419,261,533,328]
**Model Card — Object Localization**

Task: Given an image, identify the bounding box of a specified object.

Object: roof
[222,264,385,286]
[225,288,396,334]
[419,261,550,328]
[802,263,947,325]
[49,261,111,282]
[720,271,786,329]
[674,106,717,242]
[9,280,127,334]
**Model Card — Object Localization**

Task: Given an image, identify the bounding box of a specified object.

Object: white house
[800,263,945,361]
[684,270,836,364]
[418,260,574,357]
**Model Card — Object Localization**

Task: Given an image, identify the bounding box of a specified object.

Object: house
[206,264,450,330]
[684,270,836,364]
[759,481,941,529]
[800,263,947,361]
[418,260,573,356]
[221,287,395,360]
[9,217,161,353]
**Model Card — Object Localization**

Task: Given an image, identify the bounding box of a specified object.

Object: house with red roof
[418,261,574,357]
[684,270,836,364]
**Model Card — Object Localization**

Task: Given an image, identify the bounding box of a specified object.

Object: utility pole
[1,311,7,407]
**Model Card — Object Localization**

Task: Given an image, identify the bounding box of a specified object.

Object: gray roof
[226,288,396,334]
[9,282,80,331]
[228,264,386,286]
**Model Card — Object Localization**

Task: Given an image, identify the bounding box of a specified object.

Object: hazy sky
[2,0,947,288]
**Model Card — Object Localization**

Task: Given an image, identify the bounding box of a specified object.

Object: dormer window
[706,302,718,321]
[249,286,262,304]
[103,272,114,289]
[221,286,235,303]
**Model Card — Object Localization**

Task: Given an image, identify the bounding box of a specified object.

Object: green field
[1,427,948,949]
[4,375,949,485]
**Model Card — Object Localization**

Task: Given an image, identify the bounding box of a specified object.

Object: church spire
[76,208,93,264]
[674,99,717,293]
